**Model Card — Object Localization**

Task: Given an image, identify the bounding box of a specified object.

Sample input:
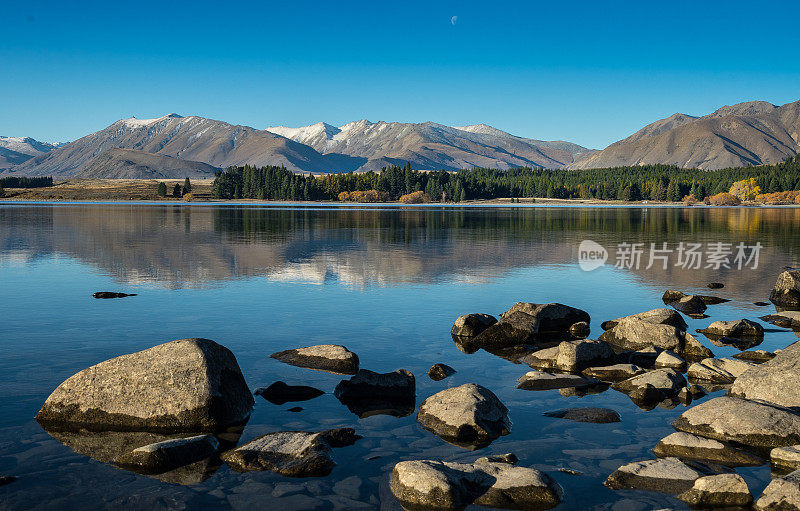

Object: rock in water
[732,349,776,363]
[670,295,708,316]
[270,344,359,375]
[113,435,219,474]
[520,339,615,372]
[599,317,712,359]
[687,358,754,384]
[36,338,253,432]
[569,321,590,339]
[0,476,17,486]
[451,313,497,338]
[417,384,510,448]
[601,308,688,331]
[93,291,136,299]
[543,407,620,424]
[677,474,752,508]
[770,270,800,309]
[222,431,335,476]
[604,457,721,494]
[754,469,800,510]
[772,446,800,470]
[673,396,800,448]
[731,341,800,408]
[254,381,324,405]
[707,282,725,289]
[697,319,765,339]
[428,363,456,381]
[654,350,687,371]
[582,363,645,382]
[334,369,415,400]
[390,459,563,510]
[653,432,764,466]
[612,368,687,400]
[760,311,800,329]
[516,371,600,391]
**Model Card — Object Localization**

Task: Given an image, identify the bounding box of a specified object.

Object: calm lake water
[1,203,799,510]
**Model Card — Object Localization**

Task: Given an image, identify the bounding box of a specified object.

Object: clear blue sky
[3,0,800,149]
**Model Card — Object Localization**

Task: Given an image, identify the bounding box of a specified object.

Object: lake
[1,203,799,510]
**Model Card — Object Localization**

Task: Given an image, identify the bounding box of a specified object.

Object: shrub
[729,178,761,201]
[399,191,431,204]
[182,193,194,202]
[682,194,699,205]
[709,192,741,206]
[755,191,800,204]
[337,190,389,203]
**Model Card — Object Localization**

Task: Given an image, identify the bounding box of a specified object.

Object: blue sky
[2,0,800,149]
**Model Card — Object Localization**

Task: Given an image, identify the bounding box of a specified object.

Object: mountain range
[2,99,799,178]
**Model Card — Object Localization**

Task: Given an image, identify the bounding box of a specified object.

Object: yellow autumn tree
[729,178,761,201]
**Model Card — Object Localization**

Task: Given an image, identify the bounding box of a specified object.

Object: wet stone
[543,407,621,424]
[113,434,220,474]
[677,473,752,508]
[270,344,359,375]
[428,363,456,381]
[582,363,646,382]
[255,381,324,405]
[604,457,724,494]
[732,350,776,363]
[653,431,764,467]
[754,469,800,510]
[516,370,599,391]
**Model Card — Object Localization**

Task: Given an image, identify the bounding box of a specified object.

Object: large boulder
[466,303,590,351]
[601,308,688,331]
[604,457,722,494]
[270,344,359,375]
[417,384,510,447]
[770,270,800,309]
[390,459,563,511]
[677,474,752,508]
[36,338,254,432]
[673,396,800,448]
[451,313,497,338]
[113,434,219,474]
[687,358,754,384]
[730,341,800,408]
[697,319,765,339]
[653,432,764,466]
[520,339,615,372]
[599,317,712,359]
[754,469,800,510]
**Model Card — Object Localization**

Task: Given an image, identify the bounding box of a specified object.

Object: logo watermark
[578,241,762,271]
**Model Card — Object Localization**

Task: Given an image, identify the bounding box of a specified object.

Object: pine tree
[173,183,182,197]
[157,182,167,197]
[0,181,4,198]
[184,178,192,195]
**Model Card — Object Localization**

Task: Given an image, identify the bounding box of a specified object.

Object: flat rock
[760,311,800,329]
[707,283,725,289]
[520,339,615,372]
[516,370,599,391]
[664,290,730,306]
[390,459,563,510]
[271,344,359,375]
[670,295,708,316]
[612,368,687,399]
[677,473,752,508]
[543,407,620,424]
[654,350,687,371]
[113,434,219,474]
[732,350,776,363]
[769,270,800,309]
[754,469,800,510]
[772,445,800,470]
[653,431,764,466]
[604,457,721,494]
[417,384,510,448]
[93,291,136,299]
[475,453,518,464]
[582,363,645,381]
[428,364,456,381]
[36,338,253,432]
[599,317,712,359]
[673,396,800,448]
[697,319,765,339]
[451,313,497,338]
[687,358,754,384]
[255,382,324,405]
[601,308,688,331]
[730,341,800,408]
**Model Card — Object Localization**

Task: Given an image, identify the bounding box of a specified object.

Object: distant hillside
[0,136,60,168]
[572,100,800,170]
[77,148,219,179]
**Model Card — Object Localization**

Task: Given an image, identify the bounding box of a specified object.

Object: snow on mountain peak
[118,114,184,129]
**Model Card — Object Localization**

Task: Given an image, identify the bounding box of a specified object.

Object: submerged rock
[673,396,800,448]
[771,445,800,470]
[520,339,615,372]
[687,358,754,384]
[604,457,722,494]
[754,469,800,510]
[582,363,645,382]
[543,407,620,424]
[451,313,497,338]
[254,381,324,405]
[769,270,800,309]
[653,431,764,467]
[390,459,563,511]
[677,473,752,508]
[601,308,688,331]
[732,349,776,363]
[428,363,456,381]
[516,371,599,391]
[417,384,510,448]
[697,319,765,339]
[730,341,800,408]
[270,344,359,375]
[92,291,136,299]
[113,435,219,474]
[36,338,253,433]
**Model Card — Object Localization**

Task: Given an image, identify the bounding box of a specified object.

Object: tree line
[211,155,800,202]
[0,176,54,188]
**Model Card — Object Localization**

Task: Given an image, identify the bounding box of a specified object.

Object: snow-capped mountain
[0,136,62,168]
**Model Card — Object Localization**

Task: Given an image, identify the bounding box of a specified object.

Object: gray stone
[697,319,765,339]
[653,432,764,466]
[417,384,510,447]
[450,313,497,338]
[664,290,730,306]
[475,453,518,465]
[604,457,720,494]
[390,459,563,510]
[732,350,776,363]
[543,407,620,424]
[334,369,414,400]
[772,445,800,470]
[569,321,590,339]
[612,368,687,400]
[270,344,359,375]
[582,363,646,382]
[687,358,754,384]
[677,473,752,508]
[516,370,599,391]
[520,339,615,372]
[670,295,708,316]
[769,270,800,309]
[731,341,800,408]
[654,350,687,371]
[760,311,800,329]
[601,308,688,331]
[222,430,350,476]
[36,338,253,432]
[673,396,800,448]
[113,434,219,473]
[754,469,800,510]
[428,364,456,381]
[599,317,712,359]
